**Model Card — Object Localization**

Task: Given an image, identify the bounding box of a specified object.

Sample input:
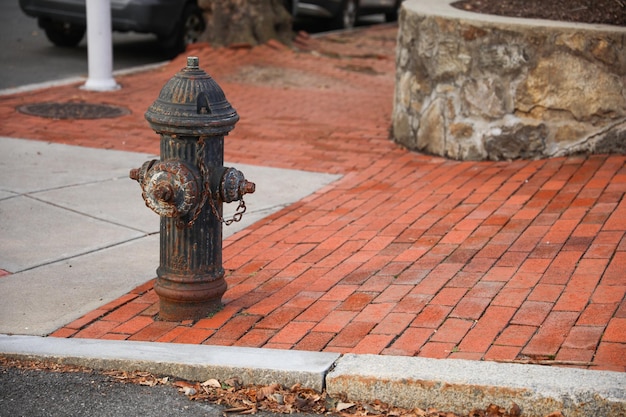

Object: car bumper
[294,0,342,18]
[19,0,185,36]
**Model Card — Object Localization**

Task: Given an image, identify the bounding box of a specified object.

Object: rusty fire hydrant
[130,56,255,321]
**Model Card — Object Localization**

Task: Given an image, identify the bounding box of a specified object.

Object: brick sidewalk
[1,25,624,372]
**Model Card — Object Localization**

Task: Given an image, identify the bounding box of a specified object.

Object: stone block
[393,0,626,160]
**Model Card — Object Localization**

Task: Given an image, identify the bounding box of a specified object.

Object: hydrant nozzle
[129,168,140,181]
[243,180,256,195]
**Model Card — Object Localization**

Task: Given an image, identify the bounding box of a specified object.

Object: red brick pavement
[2,25,624,372]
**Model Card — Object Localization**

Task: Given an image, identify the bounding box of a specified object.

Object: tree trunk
[197,0,293,47]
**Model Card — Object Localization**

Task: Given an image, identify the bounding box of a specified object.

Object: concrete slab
[34,179,159,234]
[0,235,159,335]
[326,354,626,417]
[0,195,145,273]
[0,137,341,336]
[0,334,341,392]
[0,136,156,194]
[0,190,16,200]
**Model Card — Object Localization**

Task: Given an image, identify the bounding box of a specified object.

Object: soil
[451,0,626,26]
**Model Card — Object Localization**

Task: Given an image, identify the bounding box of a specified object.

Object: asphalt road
[0,363,323,417]
[0,1,175,91]
[1,364,223,417]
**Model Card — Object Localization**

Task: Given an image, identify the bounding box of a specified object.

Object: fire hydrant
[130,56,255,321]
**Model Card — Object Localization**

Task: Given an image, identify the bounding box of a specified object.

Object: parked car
[19,0,205,55]
[285,0,403,29]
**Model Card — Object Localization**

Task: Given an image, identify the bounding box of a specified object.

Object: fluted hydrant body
[130,57,254,321]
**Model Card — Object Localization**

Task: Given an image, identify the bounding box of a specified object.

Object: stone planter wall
[393,0,626,160]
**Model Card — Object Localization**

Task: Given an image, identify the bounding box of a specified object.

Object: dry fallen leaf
[224,406,253,414]
[173,380,195,389]
[336,402,356,412]
[201,378,221,388]
[224,377,243,389]
[256,383,280,401]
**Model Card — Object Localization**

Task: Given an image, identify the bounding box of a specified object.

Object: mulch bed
[452,0,626,26]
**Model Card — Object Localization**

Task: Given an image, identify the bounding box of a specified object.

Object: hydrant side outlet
[129,57,255,322]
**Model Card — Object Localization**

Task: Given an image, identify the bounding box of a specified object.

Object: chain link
[223,199,247,226]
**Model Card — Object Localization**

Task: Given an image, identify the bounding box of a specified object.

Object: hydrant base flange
[154,275,227,322]
[157,299,224,323]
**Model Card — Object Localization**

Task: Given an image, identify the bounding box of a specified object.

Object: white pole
[82,0,119,91]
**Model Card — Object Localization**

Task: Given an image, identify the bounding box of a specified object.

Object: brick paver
[2,25,624,372]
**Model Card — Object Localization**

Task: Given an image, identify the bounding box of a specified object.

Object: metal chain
[195,137,248,226]
[206,181,248,225]
[224,199,247,226]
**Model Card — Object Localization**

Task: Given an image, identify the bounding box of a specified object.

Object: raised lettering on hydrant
[130,57,255,321]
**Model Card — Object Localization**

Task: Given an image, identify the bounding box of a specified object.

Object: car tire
[385,1,401,22]
[160,3,205,58]
[330,0,358,30]
[40,18,86,47]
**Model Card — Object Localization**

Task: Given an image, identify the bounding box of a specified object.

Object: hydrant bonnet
[145,56,239,136]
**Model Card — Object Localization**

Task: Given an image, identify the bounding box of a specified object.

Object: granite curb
[1,334,624,416]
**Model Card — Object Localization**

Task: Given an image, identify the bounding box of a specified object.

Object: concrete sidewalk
[0,10,625,416]
[0,136,339,335]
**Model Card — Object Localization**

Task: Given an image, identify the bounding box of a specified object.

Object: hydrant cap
[145,56,239,136]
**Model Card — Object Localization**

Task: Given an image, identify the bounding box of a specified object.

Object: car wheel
[385,0,402,22]
[40,18,85,47]
[160,3,205,57]
[331,0,358,30]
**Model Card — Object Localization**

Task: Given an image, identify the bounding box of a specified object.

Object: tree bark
[197,0,293,47]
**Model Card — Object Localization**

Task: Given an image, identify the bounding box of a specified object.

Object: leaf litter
[1,357,564,417]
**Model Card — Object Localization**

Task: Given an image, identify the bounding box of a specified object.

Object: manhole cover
[17,102,130,120]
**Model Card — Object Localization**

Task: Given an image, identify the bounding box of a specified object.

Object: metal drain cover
[17,102,130,120]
